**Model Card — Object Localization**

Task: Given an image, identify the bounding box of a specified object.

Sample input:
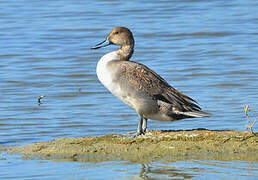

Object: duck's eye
[114,31,119,35]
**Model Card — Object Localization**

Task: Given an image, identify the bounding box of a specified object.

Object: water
[1,0,258,179]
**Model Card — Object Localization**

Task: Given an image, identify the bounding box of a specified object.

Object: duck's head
[91,27,134,49]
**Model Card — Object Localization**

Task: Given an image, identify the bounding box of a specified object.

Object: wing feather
[115,61,201,112]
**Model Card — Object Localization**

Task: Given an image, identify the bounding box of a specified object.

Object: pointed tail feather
[177,110,211,118]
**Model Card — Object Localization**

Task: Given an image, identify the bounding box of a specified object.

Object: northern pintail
[92,27,210,136]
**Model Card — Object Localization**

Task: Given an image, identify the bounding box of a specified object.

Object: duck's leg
[142,118,148,133]
[121,114,145,138]
[137,114,144,136]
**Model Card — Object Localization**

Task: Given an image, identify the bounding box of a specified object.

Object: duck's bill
[91,38,110,49]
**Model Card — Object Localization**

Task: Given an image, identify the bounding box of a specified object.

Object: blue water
[1,0,258,179]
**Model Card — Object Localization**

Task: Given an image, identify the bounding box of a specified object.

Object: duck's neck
[117,45,134,61]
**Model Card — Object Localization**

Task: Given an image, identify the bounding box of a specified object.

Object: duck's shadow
[159,128,231,132]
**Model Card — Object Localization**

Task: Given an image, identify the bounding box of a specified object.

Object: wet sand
[6,129,258,162]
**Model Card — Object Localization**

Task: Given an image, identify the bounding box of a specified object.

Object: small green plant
[243,105,256,134]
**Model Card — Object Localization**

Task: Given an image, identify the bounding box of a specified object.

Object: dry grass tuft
[243,105,256,135]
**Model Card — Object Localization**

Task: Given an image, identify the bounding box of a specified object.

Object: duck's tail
[177,110,211,118]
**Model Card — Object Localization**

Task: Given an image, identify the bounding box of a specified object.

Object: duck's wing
[109,60,201,112]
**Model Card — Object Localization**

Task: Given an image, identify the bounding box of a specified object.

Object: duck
[91,27,210,136]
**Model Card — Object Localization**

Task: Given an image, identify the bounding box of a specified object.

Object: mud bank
[7,130,258,162]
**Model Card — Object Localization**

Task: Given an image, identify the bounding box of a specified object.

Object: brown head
[108,27,134,47]
[91,27,135,61]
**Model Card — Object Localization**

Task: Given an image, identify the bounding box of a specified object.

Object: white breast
[96,51,135,108]
[97,51,117,85]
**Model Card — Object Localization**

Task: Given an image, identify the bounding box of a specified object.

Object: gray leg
[142,118,148,133]
[121,114,145,138]
[137,114,144,136]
